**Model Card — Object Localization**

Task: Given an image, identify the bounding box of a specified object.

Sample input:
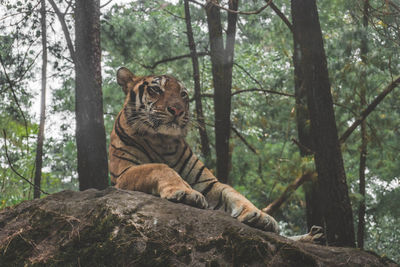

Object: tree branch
[100,0,113,9]
[389,0,400,12]
[292,138,314,155]
[0,54,29,142]
[232,88,294,97]
[209,0,272,15]
[189,87,294,102]
[262,171,315,215]
[233,62,264,89]
[268,1,293,33]
[202,122,258,156]
[189,0,272,15]
[339,75,400,143]
[231,126,258,154]
[4,1,41,27]
[141,51,209,69]
[48,0,75,62]
[162,7,185,20]
[184,0,211,161]
[2,130,49,195]
[63,0,74,16]
[16,50,41,84]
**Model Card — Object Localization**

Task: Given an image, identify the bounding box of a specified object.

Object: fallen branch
[262,171,315,215]
[339,75,400,143]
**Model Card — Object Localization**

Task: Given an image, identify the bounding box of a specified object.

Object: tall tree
[291,3,324,231]
[205,0,238,183]
[184,0,211,165]
[33,0,48,199]
[357,0,369,249]
[293,35,324,231]
[291,0,356,247]
[75,0,108,190]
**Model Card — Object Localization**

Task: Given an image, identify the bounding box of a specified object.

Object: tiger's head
[117,67,190,137]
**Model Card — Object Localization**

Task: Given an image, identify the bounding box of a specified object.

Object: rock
[0,187,397,266]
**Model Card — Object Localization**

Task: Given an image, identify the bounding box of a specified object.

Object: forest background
[0,0,399,262]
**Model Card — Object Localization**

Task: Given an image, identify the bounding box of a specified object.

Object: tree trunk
[292,26,324,231]
[357,0,369,249]
[33,0,47,199]
[75,0,108,191]
[291,0,355,247]
[205,0,238,184]
[358,107,367,249]
[184,0,211,166]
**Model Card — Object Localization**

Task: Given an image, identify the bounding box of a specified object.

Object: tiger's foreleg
[115,163,208,209]
[193,180,279,233]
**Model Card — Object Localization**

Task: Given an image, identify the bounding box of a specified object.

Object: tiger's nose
[167,106,184,117]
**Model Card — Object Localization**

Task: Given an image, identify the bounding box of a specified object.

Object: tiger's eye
[148,86,163,97]
[180,91,188,98]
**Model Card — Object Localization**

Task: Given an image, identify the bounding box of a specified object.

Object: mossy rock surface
[0,188,397,266]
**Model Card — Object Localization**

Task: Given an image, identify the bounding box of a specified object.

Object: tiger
[109,67,279,233]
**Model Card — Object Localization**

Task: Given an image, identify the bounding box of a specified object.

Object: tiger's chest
[127,135,186,166]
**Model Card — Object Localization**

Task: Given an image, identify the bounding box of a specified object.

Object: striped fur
[109,67,279,233]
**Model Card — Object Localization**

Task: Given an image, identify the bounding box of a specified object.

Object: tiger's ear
[117,67,136,95]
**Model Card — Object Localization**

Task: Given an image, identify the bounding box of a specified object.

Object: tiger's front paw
[162,188,208,209]
[237,208,279,233]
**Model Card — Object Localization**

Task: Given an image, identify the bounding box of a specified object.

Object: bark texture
[0,188,396,266]
[75,0,108,190]
[292,18,324,231]
[184,0,211,165]
[33,0,47,199]
[291,0,355,247]
[205,0,238,183]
